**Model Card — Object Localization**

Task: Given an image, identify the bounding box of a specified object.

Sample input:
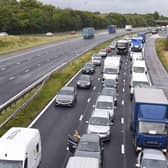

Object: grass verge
[155,38,168,72]
[0,34,80,55]
[0,32,136,136]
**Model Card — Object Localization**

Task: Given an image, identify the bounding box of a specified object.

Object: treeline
[0,0,166,34]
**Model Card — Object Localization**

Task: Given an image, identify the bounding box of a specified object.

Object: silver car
[92,54,102,66]
[87,110,112,141]
[55,86,77,107]
[74,134,104,165]
[136,149,168,168]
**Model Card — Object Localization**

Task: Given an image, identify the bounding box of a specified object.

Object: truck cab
[131,37,143,52]
[116,40,129,55]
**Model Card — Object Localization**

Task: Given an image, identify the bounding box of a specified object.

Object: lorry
[125,25,132,31]
[107,25,116,34]
[131,37,143,52]
[116,40,129,55]
[0,127,42,168]
[131,87,168,152]
[82,27,95,39]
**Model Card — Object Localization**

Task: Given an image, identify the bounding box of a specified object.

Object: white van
[130,73,151,100]
[0,127,42,168]
[125,25,132,31]
[131,60,147,75]
[103,56,121,82]
[130,51,144,61]
[66,156,99,168]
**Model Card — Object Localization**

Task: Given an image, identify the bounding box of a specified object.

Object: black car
[77,74,92,89]
[101,87,118,106]
[55,86,77,107]
[82,63,95,74]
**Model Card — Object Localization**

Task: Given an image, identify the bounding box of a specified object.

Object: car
[74,134,104,165]
[151,28,158,34]
[101,87,118,106]
[46,32,54,36]
[105,47,112,53]
[82,63,95,74]
[92,54,102,66]
[87,110,112,141]
[98,49,107,57]
[136,149,167,168]
[95,95,115,121]
[55,86,77,107]
[102,78,117,88]
[130,51,144,61]
[77,74,92,89]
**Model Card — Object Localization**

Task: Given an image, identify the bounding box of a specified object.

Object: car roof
[132,73,149,82]
[117,39,128,43]
[133,60,146,67]
[80,134,100,143]
[102,87,116,92]
[97,95,113,102]
[61,86,75,91]
[143,149,166,161]
[92,110,109,118]
[79,74,90,78]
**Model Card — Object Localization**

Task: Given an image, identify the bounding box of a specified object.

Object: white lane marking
[122,100,124,105]
[121,144,125,154]
[79,115,83,121]
[37,64,40,66]
[121,117,124,124]
[124,72,126,76]
[123,88,125,92]
[98,78,100,81]
[125,62,127,65]
[9,76,16,80]
[25,69,30,73]
[124,67,127,70]
[123,79,125,83]
[88,98,91,103]
[93,86,96,91]
[28,69,81,127]
[16,62,21,65]
[1,67,6,71]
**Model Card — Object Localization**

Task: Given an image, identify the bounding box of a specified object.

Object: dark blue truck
[108,25,116,34]
[138,32,146,43]
[131,87,168,152]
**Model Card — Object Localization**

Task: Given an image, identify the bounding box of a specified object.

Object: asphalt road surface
[31,31,168,168]
[0,28,144,106]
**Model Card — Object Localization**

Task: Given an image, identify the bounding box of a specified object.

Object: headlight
[87,82,90,85]
[77,81,80,85]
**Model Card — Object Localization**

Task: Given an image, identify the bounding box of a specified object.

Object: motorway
[30,31,168,168]
[0,29,139,106]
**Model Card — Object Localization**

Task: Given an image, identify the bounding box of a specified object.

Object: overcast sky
[40,0,168,16]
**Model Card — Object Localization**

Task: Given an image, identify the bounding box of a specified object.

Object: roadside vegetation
[0,37,114,136]
[155,38,168,72]
[0,0,165,35]
[0,34,79,55]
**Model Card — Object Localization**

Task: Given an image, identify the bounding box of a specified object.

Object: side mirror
[130,70,132,74]
[145,71,147,74]
[135,164,140,168]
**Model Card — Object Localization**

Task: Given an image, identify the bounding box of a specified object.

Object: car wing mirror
[135,163,140,168]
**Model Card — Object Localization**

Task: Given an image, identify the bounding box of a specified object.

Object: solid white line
[93,86,96,91]
[28,69,81,128]
[121,117,124,124]
[88,98,91,103]
[9,76,16,80]
[121,144,125,154]
[79,115,83,121]
[122,100,124,105]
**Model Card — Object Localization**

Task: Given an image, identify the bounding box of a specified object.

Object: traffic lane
[123,55,137,168]
[0,30,126,105]
[32,65,102,168]
[144,35,168,96]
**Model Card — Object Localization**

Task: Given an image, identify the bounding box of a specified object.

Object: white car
[95,95,115,121]
[136,149,167,168]
[87,110,112,141]
[98,49,107,57]
[131,60,147,75]
[130,51,144,61]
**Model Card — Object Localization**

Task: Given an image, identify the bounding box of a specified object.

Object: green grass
[0,32,136,136]
[0,34,80,55]
[155,38,168,72]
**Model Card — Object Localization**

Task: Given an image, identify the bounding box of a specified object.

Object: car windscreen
[59,89,73,95]
[85,64,93,68]
[77,141,99,152]
[142,159,167,168]
[0,160,23,168]
[133,81,149,87]
[79,75,89,81]
[104,68,118,74]
[133,67,145,73]
[89,117,110,126]
[93,56,101,60]
[104,79,115,86]
[117,42,127,48]
[101,88,116,96]
[96,101,112,109]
